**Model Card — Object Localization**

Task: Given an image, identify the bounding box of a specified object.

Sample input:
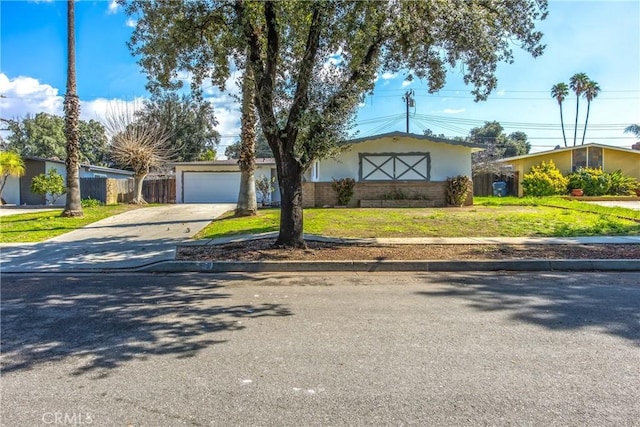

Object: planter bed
[359,199,438,208]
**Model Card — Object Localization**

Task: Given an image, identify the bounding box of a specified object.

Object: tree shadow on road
[0,273,292,377]
[415,272,640,345]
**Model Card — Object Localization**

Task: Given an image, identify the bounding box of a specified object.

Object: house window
[572,147,603,171]
[572,148,587,171]
[312,161,319,182]
[93,173,107,178]
[588,147,603,169]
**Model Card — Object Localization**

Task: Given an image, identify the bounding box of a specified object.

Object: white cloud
[381,72,397,80]
[401,80,413,88]
[125,18,137,28]
[496,89,506,96]
[107,0,119,14]
[0,73,63,118]
[442,108,465,114]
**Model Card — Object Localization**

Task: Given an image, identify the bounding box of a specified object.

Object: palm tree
[0,151,25,204]
[235,62,258,216]
[62,0,83,217]
[569,72,589,147]
[580,79,601,145]
[624,124,640,139]
[551,82,569,147]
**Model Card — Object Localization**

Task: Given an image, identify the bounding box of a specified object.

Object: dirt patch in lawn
[177,240,640,261]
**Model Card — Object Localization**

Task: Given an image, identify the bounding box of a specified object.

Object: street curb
[136,259,640,273]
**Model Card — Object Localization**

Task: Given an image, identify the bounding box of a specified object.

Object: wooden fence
[79,177,175,204]
[473,172,519,197]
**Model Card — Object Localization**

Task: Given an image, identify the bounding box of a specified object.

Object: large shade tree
[2,114,110,165]
[126,0,547,248]
[135,92,220,162]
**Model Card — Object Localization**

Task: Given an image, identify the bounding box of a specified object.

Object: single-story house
[500,143,640,197]
[171,158,279,204]
[172,132,483,207]
[2,156,134,206]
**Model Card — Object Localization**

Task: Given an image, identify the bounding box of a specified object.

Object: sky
[1,0,639,158]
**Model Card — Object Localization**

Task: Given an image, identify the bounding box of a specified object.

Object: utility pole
[402,90,415,133]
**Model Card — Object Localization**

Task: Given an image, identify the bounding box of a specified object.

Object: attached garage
[171,159,278,204]
[183,172,241,203]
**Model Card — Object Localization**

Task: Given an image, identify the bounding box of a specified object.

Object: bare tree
[105,103,172,204]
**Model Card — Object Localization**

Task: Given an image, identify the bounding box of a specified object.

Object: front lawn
[0,205,145,243]
[194,197,640,240]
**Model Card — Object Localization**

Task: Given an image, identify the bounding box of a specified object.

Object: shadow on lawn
[0,273,292,377]
[416,272,640,345]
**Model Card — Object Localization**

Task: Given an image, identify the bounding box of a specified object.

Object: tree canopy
[225,131,274,159]
[2,113,110,166]
[126,0,547,247]
[135,92,221,162]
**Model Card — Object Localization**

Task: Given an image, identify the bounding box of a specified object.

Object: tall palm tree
[62,0,83,217]
[624,124,640,139]
[569,72,589,147]
[235,63,258,216]
[551,82,569,147]
[580,79,601,145]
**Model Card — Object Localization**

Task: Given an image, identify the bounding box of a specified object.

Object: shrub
[445,175,471,207]
[521,160,568,196]
[381,189,409,200]
[566,167,609,196]
[30,169,66,205]
[607,170,638,196]
[255,175,276,206]
[81,197,103,208]
[332,177,356,206]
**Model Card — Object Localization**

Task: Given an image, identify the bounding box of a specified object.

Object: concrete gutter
[136,259,640,273]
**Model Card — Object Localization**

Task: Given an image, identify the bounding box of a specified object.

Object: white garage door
[183,172,241,203]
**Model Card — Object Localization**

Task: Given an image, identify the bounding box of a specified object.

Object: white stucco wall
[313,136,474,182]
[2,176,21,205]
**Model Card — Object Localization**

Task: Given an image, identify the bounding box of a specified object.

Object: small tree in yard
[31,169,66,205]
[332,178,356,206]
[105,104,172,204]
[256,175,276,207]
[0,151,25,204]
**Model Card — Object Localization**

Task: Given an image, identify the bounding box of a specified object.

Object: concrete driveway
[0,204,235,272]
[0,206,59,217]
[586,200,640,210]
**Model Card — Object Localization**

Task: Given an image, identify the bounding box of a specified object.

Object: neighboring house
[303,132,483,207]
[172,132,483,207]
[500,143,640,197]
[171,158,279,204]
[2,157,134,206]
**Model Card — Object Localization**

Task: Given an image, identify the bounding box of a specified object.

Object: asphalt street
[1,272,639,426]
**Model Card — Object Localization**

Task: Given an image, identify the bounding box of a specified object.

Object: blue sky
[1,0,639,156]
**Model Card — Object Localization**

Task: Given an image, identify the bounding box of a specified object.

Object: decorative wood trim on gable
[358,152,431,181]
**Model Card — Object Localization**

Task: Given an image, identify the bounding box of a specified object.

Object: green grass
[0,205,145,243]
[195,197,640,240]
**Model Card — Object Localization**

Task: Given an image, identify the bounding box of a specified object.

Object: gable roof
[346,131,485,151]
[500,143,640,162]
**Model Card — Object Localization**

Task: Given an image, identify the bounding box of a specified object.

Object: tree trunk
[581,101,591,145]
[62,0,83,217]
[573,97,579,147]
[274,152,305,248]
[132,173,147,204]
[235,63,258,216]
[559,104,567,148]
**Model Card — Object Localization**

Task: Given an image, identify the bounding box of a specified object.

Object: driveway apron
[0,204,235,272]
